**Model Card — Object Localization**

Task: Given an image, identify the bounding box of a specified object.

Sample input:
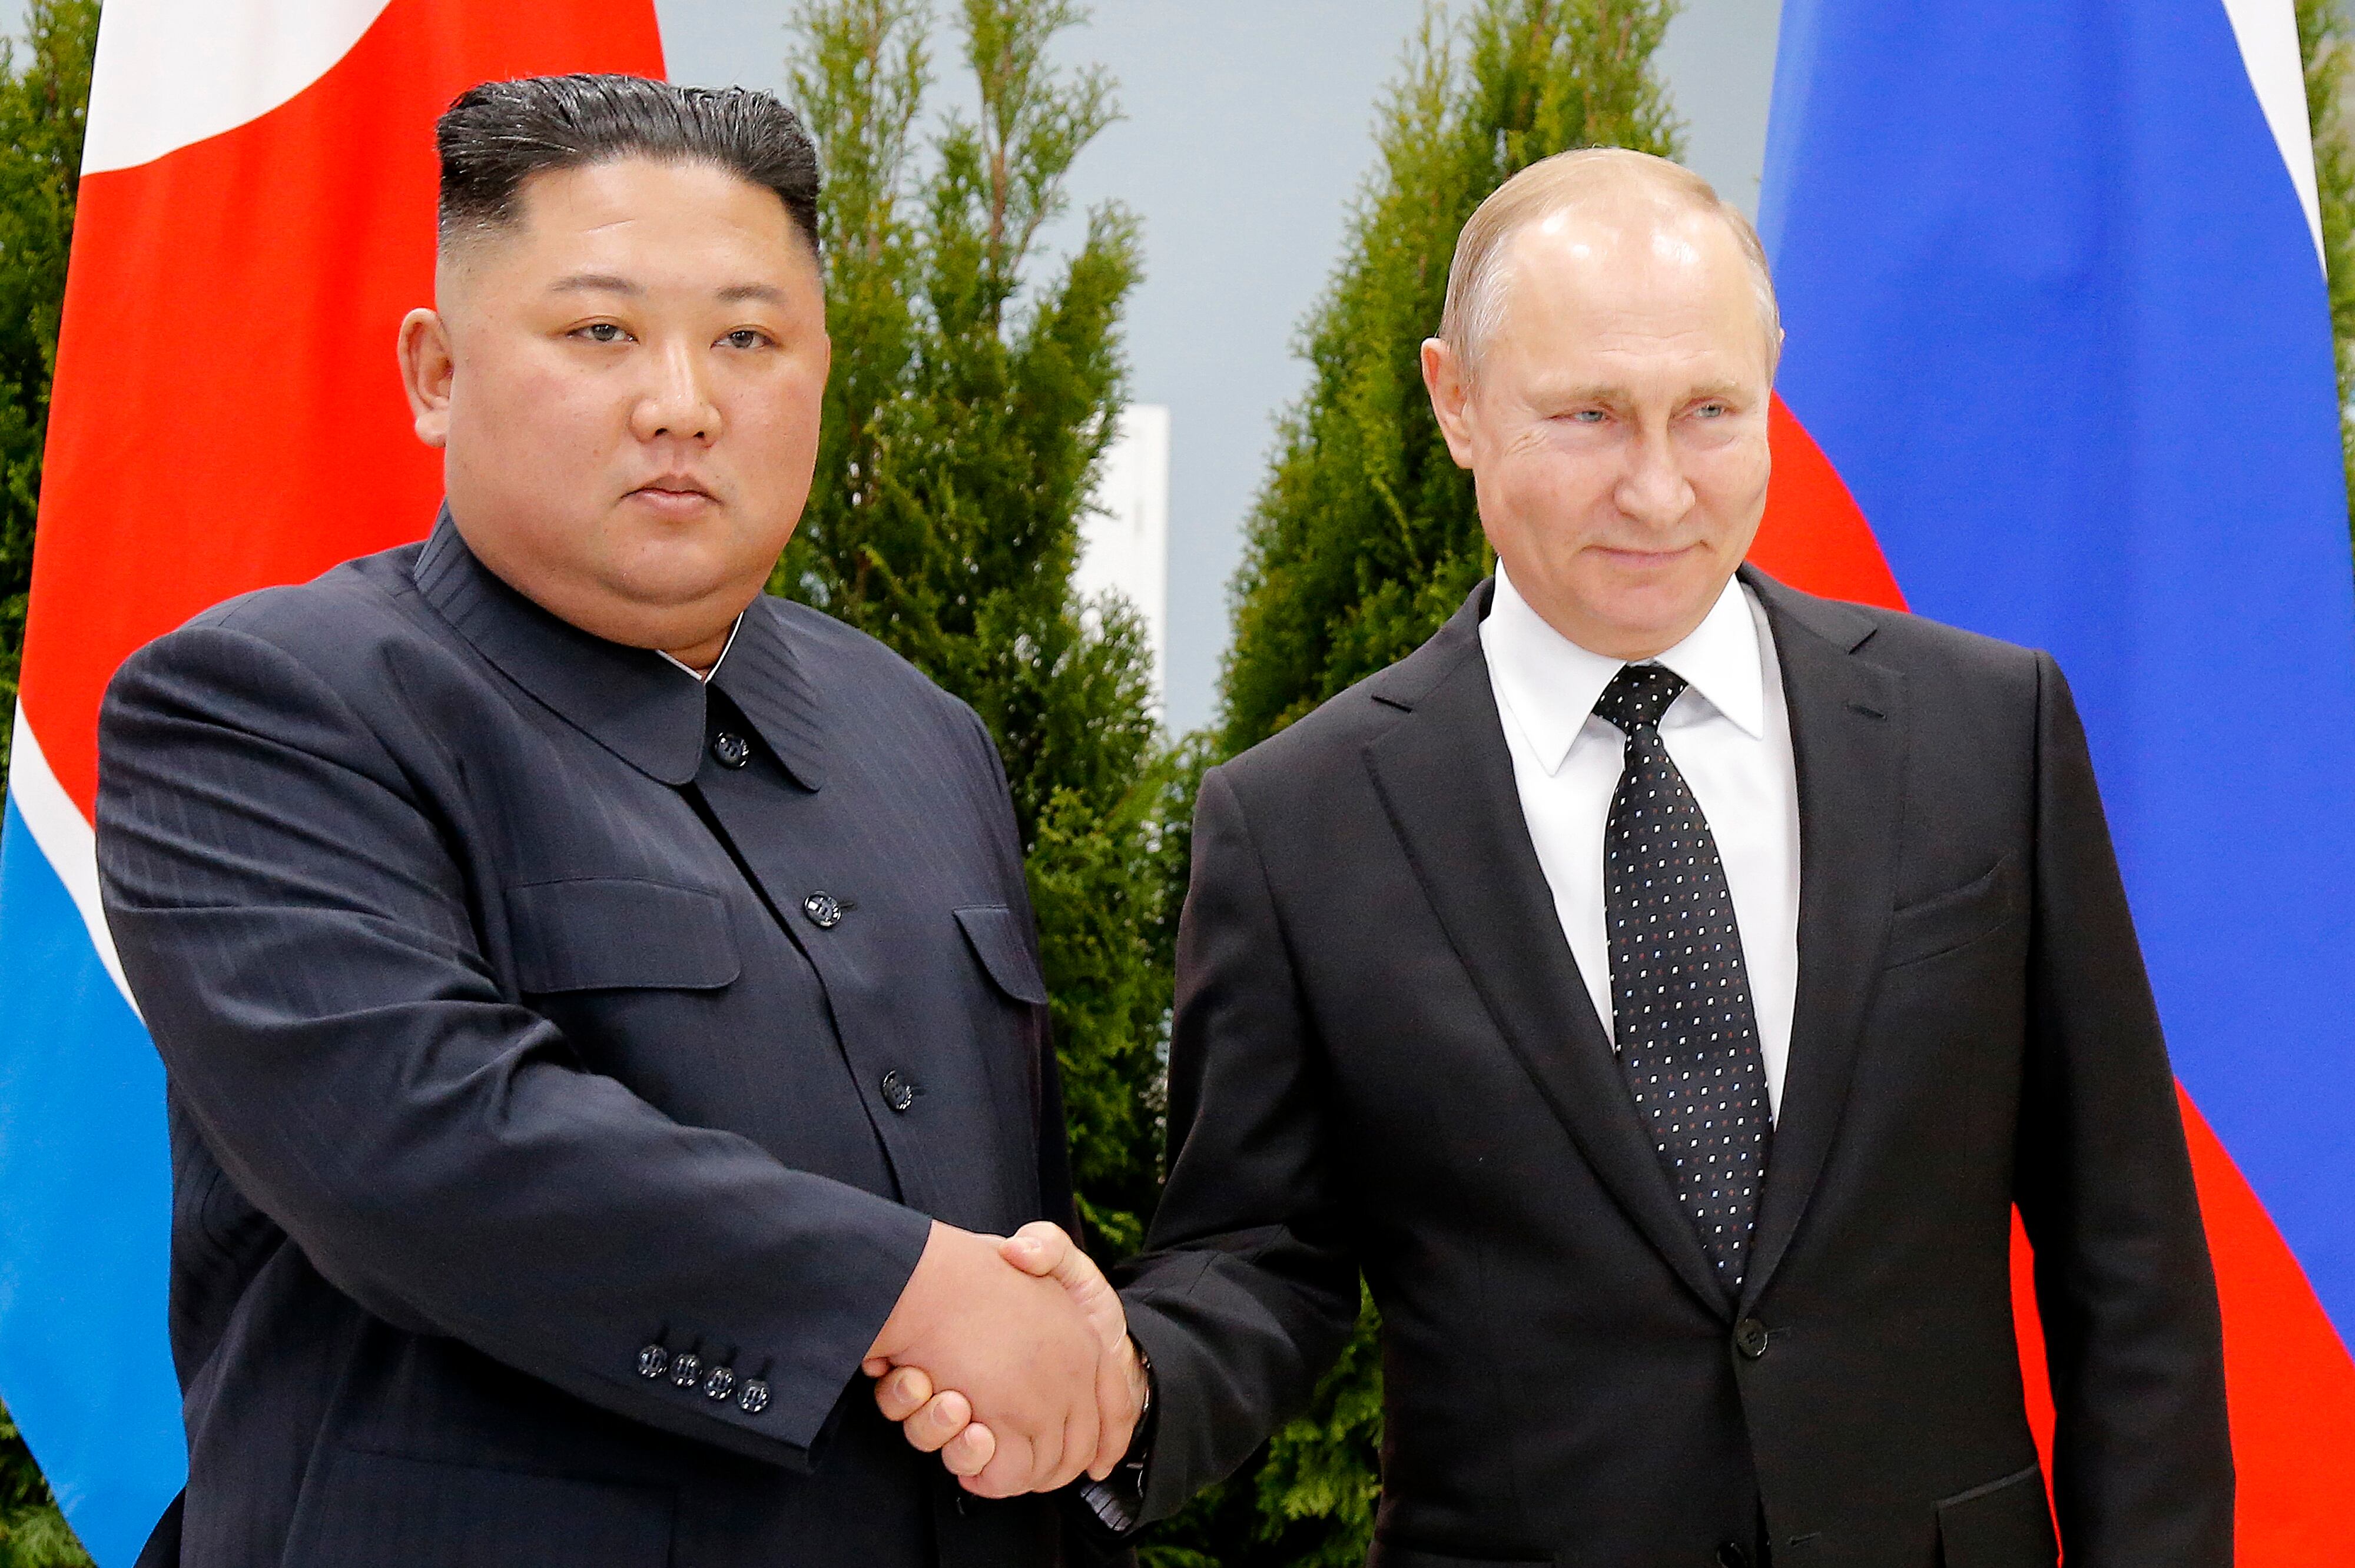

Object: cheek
[457,346,618,466]
[1483,435,1618,537]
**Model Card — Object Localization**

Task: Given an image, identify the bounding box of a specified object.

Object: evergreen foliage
[777,0,1175,1258]
[0,0,97,775]
[2296,0,2355,543]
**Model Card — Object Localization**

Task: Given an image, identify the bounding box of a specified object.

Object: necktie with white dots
[1594,663,1773,1297]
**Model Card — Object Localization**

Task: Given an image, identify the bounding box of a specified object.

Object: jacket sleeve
[1111,764,1362,1524]
[2016,651,2234,1564]
[95,622,931,1469]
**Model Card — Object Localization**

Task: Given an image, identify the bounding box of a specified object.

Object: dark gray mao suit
[97,514,1086,1568]
[1114,572,2230,1568]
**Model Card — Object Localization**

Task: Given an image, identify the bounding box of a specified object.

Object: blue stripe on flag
[0,794,183,1565]
[1762,1,2355,1339]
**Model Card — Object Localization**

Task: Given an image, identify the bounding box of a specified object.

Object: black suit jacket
[1116,570,2230,1568]
[97,516,1084,1568]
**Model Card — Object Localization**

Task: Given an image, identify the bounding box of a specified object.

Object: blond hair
[1438,147,1780,376]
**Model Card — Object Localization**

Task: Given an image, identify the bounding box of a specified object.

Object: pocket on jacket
[1885,856,2021,970]
[955,904,1049,1004]
[1934,1462,2057,1568]
[506,876,739,992]
[284,1447,675,1567]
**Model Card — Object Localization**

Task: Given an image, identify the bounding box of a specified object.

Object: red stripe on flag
[1752,394,1907,612]
[1769,400,2355,1563]
[21,0,665,821]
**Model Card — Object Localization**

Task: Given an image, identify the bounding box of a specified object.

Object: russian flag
[0,4,664,1562]
[1752,1,2355,1557]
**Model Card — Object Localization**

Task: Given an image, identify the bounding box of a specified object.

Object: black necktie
[1594,663,1773,1295]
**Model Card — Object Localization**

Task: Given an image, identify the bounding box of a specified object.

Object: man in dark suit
[885,148,2233,1564]
[95,75,1137,1567]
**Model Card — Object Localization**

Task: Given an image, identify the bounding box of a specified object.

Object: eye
[575,322,630,344]
[720,328,771,350]
[1564,408,1608,424]
[1693,400,1730,418]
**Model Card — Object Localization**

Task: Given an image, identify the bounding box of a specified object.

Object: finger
[964,1430,1033,1499]
[903,1388,973,1455]
[1044,1378,1102,1493]
[1087,1351,1137,1480]
[940,1418,995,1478]
[997,1220,1071,1277]
[861,1356,890,1379]
[874,1364,934,1424]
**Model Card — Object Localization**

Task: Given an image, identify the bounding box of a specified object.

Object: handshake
[861,1219,1147,1498]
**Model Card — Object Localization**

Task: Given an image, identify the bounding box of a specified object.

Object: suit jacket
[1116,570,2231,1568]
[97,515,1084,1568]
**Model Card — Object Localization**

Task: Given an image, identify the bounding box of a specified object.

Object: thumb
[999,1220,1077,1280]
[1000,1221,1126,1353]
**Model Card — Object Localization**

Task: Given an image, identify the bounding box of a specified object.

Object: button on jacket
[96,516,1083,1568]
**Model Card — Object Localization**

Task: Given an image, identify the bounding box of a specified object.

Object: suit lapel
[1364,588,1729,1314]
[1737,569,1908,1310]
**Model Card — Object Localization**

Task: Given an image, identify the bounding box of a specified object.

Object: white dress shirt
[657,613,744,683]
[1479,564,1802,1120]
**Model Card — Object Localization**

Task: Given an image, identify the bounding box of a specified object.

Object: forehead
[1488,199,1766,370]
[463,156,810,277]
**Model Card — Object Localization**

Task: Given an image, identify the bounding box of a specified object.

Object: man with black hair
[97,73,1140,1568]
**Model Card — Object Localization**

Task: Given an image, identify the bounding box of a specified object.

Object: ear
[1420,336,1479,469]
[397,308,456,450]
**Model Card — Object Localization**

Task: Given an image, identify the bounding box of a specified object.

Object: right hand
[871,1222,1145,1490]
[861,1221,1103,1497]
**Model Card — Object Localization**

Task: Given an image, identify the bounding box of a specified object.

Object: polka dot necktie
[1594,663,1773,1297]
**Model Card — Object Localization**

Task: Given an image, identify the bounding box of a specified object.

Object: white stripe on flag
[83,0,393,175]
[2220,0,2326,271]
[8,708,141,1021]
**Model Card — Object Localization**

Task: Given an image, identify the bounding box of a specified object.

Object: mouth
[1591,543,1701,567]
[625,476,719,513]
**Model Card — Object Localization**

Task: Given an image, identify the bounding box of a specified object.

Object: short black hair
[436,74,821,255]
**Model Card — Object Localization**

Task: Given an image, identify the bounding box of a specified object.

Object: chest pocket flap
[955,905,1049,1005]
[507,877,740,993]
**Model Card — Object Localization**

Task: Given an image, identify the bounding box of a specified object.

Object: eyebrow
[1534,378,1753,407]
[546,274,789,307]
[549,273,641,297]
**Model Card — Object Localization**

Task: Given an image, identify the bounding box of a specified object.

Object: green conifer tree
[778,0,1175,1258]
[2296,0,2355,543]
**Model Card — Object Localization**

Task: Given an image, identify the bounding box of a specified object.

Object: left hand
[866,1221,1146,1489]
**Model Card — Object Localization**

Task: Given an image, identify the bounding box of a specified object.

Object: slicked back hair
[1439,148,1779,380]
[436,74,821,258]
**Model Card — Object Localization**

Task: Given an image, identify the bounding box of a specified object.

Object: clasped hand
[862,1220,1144,1497]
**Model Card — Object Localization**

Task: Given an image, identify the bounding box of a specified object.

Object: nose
[629,338,721,445]
[1615,421,1694,530]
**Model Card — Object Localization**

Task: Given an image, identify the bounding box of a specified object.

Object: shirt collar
[1482,561,1766,775]
[659,615,743,683]
[411,508,824,790]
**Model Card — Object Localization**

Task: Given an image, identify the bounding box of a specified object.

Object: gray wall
[14,0,1783,732]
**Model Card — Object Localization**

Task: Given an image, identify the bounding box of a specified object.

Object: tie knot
[1594,663,1688,736]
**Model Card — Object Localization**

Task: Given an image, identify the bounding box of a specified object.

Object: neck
[664,619,737,675]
